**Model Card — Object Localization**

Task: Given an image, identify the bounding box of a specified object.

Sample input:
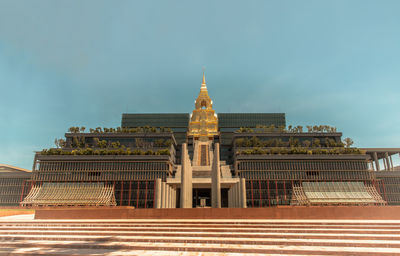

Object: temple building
[16,73,400,208]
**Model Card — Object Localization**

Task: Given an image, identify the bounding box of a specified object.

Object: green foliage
[68,127,86,133]
[71,136,85,148]
[312,138,321,147]
[54,138,66,148]
[343,137,354,148]
[235,136,347,149]
[154,139,173,147]
[111,141,121,148]
[156,149,170,155]
[325,138,344,147]
[237,127,254,133]
[94,126,173,134]
[237,147,363,156]
[302,140,311,148]
[237,124,338,133]
[288,137,300,147]
[98,140,108,148]
[69,126,172,134]
[40,148,170,156]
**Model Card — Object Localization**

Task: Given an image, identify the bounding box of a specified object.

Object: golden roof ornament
[188,72,219,139]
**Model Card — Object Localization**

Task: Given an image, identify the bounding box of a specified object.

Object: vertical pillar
[232,186,236,207]
[161,182,166,208]
[228,187,232,208]
[373,152,380,171]
[390,155,394,171]
[166,185,170,208]
[174,188,177,208]
[385,153,390,171]
[212,143,221,208]
[240,178,247,208]
[384,152,388,170]
[166,184,170,208]
[155,178,162,208]
[383,155,388,170]
[180,143,193,208]
[231,186,235,207]
[236,183,240,207]
[168,185,172,208]
[171,188,176,208]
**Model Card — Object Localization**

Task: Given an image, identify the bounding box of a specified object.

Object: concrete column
[180,143,193,208]
[384,152,389,171]
[171,188,176,208]
[192,141,198,166]
[240,178,247,208]
[228,188,232,208]
[161,182,166,208]
[373,152,380,171]
[166,186,170,208]
[174,188,177,208]
[235,183,240,207]
[232,184,237,208]
[390,155,394,171]
[230,186,235,207]
[383,156,388,170]
[169,185,173,208]
[166,185,170,208]
[211,143,221,208]
[155,178,162,208]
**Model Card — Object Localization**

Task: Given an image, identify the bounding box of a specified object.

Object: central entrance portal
[193,188,211,208]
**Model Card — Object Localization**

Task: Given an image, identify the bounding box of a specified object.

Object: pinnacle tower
[188,72,219,139]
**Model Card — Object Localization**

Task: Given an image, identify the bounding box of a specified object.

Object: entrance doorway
[193,188,211,208]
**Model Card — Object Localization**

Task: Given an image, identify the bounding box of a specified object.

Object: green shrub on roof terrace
[40,148,170,156]
[236,125,338,133]
[71,126,173,134]
[237,147,364,155]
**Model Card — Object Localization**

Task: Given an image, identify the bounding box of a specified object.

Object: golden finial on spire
[201,67,206,87]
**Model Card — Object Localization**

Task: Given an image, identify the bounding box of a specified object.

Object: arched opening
[201,100,207,109]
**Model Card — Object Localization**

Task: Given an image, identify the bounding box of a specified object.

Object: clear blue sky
[1,1,399,170]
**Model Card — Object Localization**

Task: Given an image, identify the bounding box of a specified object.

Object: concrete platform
[34,206,400,220]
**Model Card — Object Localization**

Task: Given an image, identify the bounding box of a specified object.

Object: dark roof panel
[121,113,286,129]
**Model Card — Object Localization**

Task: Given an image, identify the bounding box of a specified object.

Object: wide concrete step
[1,240,400,255]
[1,234,400,248]
[3,223,400,229]
[3,220,400,224]
[0,247,326,256]
[2,219,400,255]
[1,230,400,241]
[2,226,400,234]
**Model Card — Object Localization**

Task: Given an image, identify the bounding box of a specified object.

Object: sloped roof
[0,164,32,178]
[21,182,117,207]
[292,181,386,205]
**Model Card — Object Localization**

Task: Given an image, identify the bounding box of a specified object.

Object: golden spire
[188,71,219,138]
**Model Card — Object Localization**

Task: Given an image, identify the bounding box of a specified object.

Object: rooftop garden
[67,126,172,134]
[46,137,173,156]
[235,136,360,155]
[235,136,353,148]
[236,125,338,133]
[40,148,170,156]
[237,147,364,156]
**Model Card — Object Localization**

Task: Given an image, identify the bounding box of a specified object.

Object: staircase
[1,218,400,255]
